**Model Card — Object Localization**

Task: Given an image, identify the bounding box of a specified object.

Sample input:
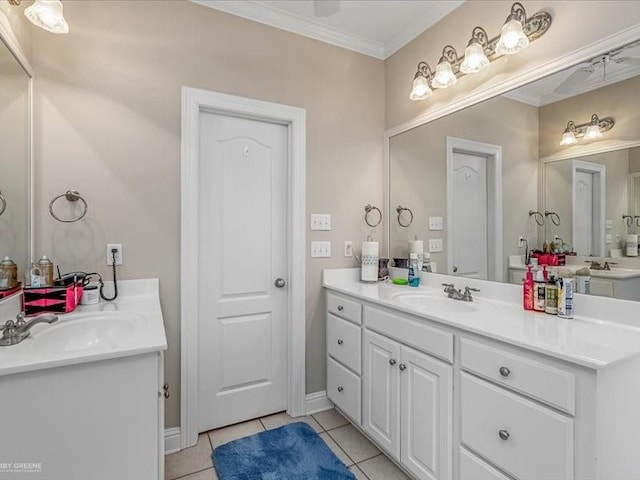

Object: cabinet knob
[337,386,344,392]
[389,359,397,366]
[337,339,344,345]
[399,364,407,371]
[499,366,511,377]
[498,429,510,441]
[337,305,344,311]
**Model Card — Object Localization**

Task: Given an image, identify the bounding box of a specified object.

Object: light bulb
[460,42,490,74]
[560,131,577,146]
[431,61,457,89]
[409,75,432,101]
[495,18,529,55]
[24,0,69,34]
[584,124,603,140]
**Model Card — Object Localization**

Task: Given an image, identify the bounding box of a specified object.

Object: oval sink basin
[31,312,145,353]
[392,292,477,314]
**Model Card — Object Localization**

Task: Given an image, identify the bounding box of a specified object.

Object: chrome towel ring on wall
[396,205,413,228]
[364,204,382,228]
[0,191,6,216]
[545,210,561,226]
[49,190,88,223]
[529,210,544,226]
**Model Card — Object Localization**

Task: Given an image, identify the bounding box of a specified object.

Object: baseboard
[305,390,334,415]
[164,427,182,455]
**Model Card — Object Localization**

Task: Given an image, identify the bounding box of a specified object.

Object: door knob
[274,278,286,288]
[453,266,458,273]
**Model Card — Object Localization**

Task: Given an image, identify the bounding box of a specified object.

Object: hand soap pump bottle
[408,253,420,287]
[523,265,534,311]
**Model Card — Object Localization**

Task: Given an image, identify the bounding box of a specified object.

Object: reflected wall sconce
[7,0,69,34]
[409,2,552,101]
[559,114,615,146]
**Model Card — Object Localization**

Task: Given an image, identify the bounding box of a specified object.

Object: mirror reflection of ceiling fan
[313,0,340,17]
[554,40,640,94]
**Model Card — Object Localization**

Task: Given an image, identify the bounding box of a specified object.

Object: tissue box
[23,284,83,316]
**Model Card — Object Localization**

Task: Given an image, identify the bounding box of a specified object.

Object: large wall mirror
[387,35,640,301]
[0,14,33,285]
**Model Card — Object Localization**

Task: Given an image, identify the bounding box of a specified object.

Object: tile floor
[165,409,411,480]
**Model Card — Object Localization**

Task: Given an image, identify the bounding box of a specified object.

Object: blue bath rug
[212,421,355,480]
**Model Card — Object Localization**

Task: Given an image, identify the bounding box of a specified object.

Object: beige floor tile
[348,465,369,480]
[313,408,349,431]
[177,468,219,480]
[165,433,213,480]
[208,419,265,449]
[358,454,411,480]
[260,411,323,433]
[319,432,354,467]
[327,424,380,464]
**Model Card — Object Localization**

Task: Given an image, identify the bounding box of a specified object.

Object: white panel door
[197,112,288,431]
[574,171,594,256]
[400,346,453,480]
[363,329,401,459]
[450,152,488,279]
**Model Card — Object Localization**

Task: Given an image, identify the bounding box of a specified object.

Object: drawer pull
[399,363,407,371]
[499,366,511,377]
[389,359,397,366]
[337,386,344,392]
[498,429,510,441]
[337,305,344,311]
[337,339,344,345]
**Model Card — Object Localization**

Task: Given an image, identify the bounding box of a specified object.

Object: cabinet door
[400,346,453,480]
[363,329,401,459]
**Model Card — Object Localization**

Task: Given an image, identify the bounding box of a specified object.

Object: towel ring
[0,191,6,217]
[396,205,413,228]
[623,215,634,228]
[49,190,88,223]
[545,210,561,226]
[636,216,640,228]
[364,204,382,228]
[529,210,545,226]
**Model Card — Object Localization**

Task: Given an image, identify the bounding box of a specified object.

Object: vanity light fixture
[432,46,459,89]
[559,114,614,146]
[409,2,552,101]
[6,0,69,34]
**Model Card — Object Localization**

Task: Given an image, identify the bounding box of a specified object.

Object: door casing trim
[180,87,306,449]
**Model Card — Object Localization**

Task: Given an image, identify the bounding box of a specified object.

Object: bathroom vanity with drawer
[324,268,640,480]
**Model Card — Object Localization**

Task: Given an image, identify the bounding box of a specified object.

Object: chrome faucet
[0,312,58,346]
[442,283,480,302]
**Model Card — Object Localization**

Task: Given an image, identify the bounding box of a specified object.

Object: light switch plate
[606,234,613,243]
[429,217,443,231]
[310,214,331,231]
[605,219,613,230]
[311,241,331,258]
[429,239,443,253]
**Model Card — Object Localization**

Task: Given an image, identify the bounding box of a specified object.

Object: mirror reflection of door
[572,161,605,256]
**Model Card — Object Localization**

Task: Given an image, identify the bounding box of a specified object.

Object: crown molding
[191,0,387,59]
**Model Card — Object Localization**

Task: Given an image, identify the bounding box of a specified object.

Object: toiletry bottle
[0,256,17,289]
[37,255,54,287]
[534,269,546,312]
[29,263,43,288]
[545,274,559,315]
[523,265,534,311]
[408,253,420,287]
[558,277,574,319]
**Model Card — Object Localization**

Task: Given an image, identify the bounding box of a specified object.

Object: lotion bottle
[534,269,546,312]
[523,265,534,311]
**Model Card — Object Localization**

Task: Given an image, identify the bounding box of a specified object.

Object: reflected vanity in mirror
[387,38,640,301]
[0,16,33,295]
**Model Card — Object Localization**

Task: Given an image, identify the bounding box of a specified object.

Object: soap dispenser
[523,265,534,311]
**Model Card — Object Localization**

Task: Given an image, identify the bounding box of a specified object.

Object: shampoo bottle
[523,265,534,311]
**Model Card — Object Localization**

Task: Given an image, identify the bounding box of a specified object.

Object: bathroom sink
[391,292,477,314]
[29,312,145,353]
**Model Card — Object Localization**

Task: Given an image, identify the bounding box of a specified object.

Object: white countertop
[0,279,167,377]
[323,269,640,370]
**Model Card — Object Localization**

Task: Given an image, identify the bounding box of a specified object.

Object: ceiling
[192,0,466,59]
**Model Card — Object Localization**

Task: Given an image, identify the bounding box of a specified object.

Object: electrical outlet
[310,214,331,231]
[518,236,527,248]
[106,244,123,266]
[428,239,443,253]
[311,241,331,258]
[344,241,353,257]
